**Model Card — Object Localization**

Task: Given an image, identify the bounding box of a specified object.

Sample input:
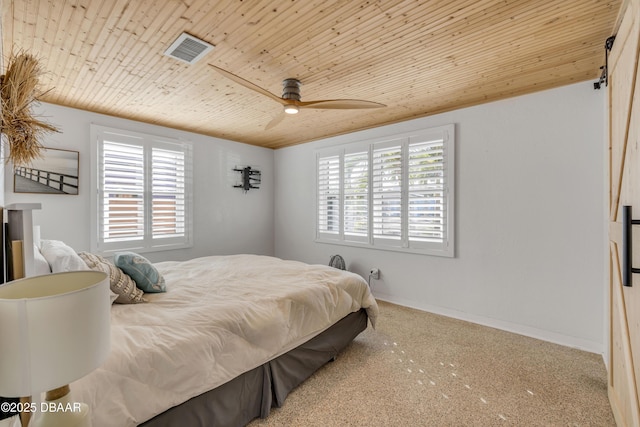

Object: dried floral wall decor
[0,51,59,166]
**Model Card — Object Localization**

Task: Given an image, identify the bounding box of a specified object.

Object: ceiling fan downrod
[281,79,301,101]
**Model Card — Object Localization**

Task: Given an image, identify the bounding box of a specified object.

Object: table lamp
[0,271,110,427]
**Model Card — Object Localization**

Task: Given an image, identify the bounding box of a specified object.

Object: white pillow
[33,245,52,275]
[39,240,89,273]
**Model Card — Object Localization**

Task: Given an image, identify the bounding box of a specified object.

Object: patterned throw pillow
[78,252,146,304]
[114,251,166,293]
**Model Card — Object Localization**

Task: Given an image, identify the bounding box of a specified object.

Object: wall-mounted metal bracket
[622,205,638,286]
[594,35,616,89]
[233,166,261,192]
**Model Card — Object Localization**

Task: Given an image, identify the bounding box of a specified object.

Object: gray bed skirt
[139,308,369,427]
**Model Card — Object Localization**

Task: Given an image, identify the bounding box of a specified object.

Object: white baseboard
[374,293,604,355]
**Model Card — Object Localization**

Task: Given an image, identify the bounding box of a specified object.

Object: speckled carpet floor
[249,300,615,427]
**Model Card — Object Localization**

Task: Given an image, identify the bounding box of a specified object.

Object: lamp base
[31,386,90,427]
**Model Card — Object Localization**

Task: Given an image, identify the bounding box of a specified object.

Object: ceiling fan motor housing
[282,79,302,101]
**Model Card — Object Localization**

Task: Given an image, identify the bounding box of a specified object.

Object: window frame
[90,124,194,255]
[315,124,455,257]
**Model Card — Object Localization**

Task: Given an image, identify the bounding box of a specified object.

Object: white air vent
[164,32,214,64]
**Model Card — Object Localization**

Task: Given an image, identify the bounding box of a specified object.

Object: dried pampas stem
[0,51,59,166]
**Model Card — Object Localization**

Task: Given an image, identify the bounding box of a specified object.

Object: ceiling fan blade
[265,111,286,130]
[298,99,386,109]
[209,64,286,105]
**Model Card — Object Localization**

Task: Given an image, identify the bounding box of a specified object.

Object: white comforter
[70,254,378,426]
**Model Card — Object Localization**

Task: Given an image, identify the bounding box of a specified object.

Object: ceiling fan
[209,65,386,130]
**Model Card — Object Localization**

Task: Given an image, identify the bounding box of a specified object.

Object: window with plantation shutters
[91,125,193,254]
[316,124,454,257]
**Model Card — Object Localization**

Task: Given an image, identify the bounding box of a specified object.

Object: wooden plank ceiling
[1,0,622,149]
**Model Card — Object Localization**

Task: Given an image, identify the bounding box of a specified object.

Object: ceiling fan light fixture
[209,66,385,130]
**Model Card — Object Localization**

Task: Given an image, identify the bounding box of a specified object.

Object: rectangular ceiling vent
[164,32,214,64]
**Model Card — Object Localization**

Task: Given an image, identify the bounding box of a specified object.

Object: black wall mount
[622,205,638,286]
[233,166,261,192]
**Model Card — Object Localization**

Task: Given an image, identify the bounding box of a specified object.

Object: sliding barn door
[609,0,640,425]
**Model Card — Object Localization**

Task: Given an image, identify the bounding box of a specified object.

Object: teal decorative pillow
[114,251,166,293]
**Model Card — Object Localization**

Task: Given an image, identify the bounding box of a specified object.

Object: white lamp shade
[0,271,110,397]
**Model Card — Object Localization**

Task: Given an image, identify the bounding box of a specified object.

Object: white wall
[274,82,606,353]
[4,102,275,262]
[5,84,606,353]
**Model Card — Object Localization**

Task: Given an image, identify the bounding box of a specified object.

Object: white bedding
[70,254,378,426]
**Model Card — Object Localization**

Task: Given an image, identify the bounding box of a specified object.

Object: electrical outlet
[370,268,380,280]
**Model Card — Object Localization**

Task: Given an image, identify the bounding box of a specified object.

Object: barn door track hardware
[594,35,616,90]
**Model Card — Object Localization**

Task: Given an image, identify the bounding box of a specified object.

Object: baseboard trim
[374,293,604,355]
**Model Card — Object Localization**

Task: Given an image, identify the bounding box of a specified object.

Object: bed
[48,252,379,426]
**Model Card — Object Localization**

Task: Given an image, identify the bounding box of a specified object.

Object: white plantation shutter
[317,154,340,236]
[408,137,446,245]
[372,143,403,244]
[343,151,368,241]
[101,141,145,242]
[315,124,454,257]
[92,125,193,254]
[152,147,186,240]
